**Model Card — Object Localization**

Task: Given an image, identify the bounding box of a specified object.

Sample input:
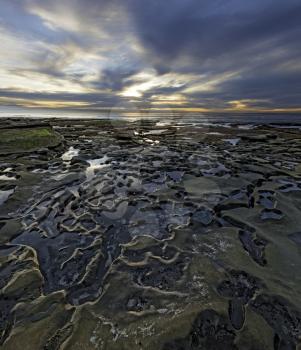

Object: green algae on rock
[0,126,62,155]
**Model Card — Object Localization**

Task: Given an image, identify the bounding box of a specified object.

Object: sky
[0,0,301,114]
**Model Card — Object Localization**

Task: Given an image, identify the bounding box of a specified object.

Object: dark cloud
[90,68,139,91]
[0,89,122,107]
[128,0,301,60]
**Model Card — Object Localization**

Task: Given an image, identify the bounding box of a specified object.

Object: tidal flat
[0,117,301,350]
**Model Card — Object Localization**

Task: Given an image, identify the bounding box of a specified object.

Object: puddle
[86,155,110,180]
[0,188,15,205]
[128,202,190,239]
[143,181,166,193]
[142,129,168,135]
[238,124,256,130]
[166,171,184,182]
[261,209,284,220]
[52,173,73,181]
[288,232,301,246]
[61,147,79,161]
[144,138,160,145]
[223,138,241,146]
[102,201,128,220]
[0,175,17,181]
[156,121,171,127]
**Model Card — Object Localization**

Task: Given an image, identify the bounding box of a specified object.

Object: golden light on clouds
[150,94,188,106]
[228,100,248,110]
[0,97,91,109]
[183,72,240,94]
[121,71,188,98]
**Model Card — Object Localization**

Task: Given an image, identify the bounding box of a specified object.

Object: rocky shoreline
[0,117,301,349]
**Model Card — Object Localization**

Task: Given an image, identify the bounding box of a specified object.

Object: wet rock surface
[163,309,238,350]
[0,117,301,349]
[250,294,301,348]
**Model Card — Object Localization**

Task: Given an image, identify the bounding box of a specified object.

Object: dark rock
[70,156,89,166]
[250,294,301,347]
[0,298,15,345]
[217,270,263,304]
[163,309,238,350]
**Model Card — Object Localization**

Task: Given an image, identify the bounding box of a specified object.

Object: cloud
[0,0,300,112]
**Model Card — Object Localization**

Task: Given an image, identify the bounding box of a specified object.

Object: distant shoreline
[1,113,301,126]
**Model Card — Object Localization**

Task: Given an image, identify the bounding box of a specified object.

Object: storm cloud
[0,0,300,113]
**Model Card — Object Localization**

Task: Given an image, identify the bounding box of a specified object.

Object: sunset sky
[0,0,301,113]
